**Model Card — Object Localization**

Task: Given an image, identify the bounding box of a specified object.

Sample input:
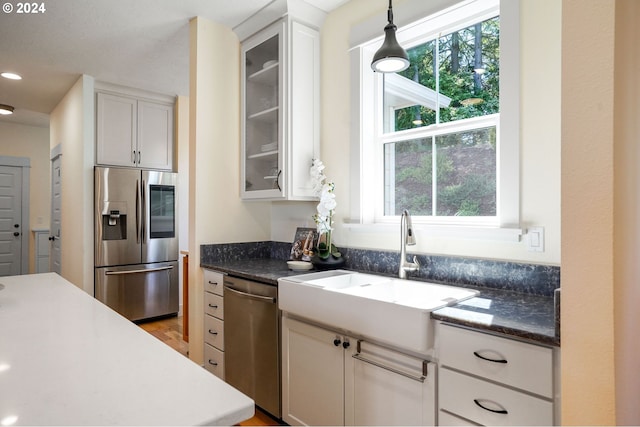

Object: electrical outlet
[526,227,544,252]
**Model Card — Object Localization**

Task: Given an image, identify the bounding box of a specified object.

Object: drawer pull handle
[208,359,218,366]
[208,280,218,285]
[473,399,508,414]
[473,351,508,364]
[208,304,218,308]
[208,329,218,335]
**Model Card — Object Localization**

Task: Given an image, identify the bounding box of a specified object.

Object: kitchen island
[0,273,254,426]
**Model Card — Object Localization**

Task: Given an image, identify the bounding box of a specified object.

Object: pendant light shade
[371,0,409,73]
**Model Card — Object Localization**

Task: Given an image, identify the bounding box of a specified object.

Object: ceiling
[0,0,349,128]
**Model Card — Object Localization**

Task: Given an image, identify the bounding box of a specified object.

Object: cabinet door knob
[333,338,341,347]
[13,232,20,237]
[342,341,350,349]
[49,236,57,241]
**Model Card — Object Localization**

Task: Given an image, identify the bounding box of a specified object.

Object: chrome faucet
[399,209,419,279]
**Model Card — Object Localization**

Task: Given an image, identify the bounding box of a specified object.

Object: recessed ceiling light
[1,72,22,80]
[0,104,15,115]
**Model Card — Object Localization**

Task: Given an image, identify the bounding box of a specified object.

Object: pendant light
[371,0,409,73]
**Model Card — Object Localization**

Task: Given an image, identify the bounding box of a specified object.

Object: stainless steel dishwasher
[223,276,281,419]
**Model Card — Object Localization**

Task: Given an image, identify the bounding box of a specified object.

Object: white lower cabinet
[282,315,435,426]
[436,322,557,426]
[282,316,347,426]
[203,269,225,379]
[350,340,436,426]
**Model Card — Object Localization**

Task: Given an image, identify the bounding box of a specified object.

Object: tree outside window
[382,16,499,218]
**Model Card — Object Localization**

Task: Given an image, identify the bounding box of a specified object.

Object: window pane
[384,138,433,216]
[435,127,496,216]
[437,17,500,124]
[384,41,436,132]
[385,16,499,133]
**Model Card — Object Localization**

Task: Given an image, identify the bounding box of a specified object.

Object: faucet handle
[412,256,420,267]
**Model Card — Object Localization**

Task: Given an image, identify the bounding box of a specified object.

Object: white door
[0,165,23,276]
[137,100,174,170]
[96,92,137,167]
[281,316,345,426]
[50,154,62,274]
[349,341,436,426]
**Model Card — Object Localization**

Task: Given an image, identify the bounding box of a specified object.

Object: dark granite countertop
[431,288,559,346]
[201,258,560,347]
[200,258,307,285]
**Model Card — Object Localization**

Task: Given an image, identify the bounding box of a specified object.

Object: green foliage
[386,16,499,217]
[393,16,500,132]
[437,174,496,216]
[389,137,497,217]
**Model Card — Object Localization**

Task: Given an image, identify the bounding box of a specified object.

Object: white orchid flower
[310,159,339,258]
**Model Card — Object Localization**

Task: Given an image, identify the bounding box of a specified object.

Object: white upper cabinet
[96,85,175,171]
[239,3,322,200]
[137,100,174,170]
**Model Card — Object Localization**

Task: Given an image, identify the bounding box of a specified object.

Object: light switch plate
[527,226,544,252]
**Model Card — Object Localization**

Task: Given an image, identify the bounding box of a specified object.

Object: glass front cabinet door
[240,18,320,201]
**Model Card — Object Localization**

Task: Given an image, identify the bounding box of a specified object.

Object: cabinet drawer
[438,323,553,397]
[204,343,225,379]
[439,368,553,426]
[204,314,224,350]
[438,410,481,426]
[203,269,224,296]
[204,292,224,320]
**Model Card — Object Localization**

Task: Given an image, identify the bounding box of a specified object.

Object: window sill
[342,221,523,242]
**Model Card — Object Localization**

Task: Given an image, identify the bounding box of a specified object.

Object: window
[351,0,520,234]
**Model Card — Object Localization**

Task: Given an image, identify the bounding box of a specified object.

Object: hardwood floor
[138,315,282,426]
[139,315,189,357]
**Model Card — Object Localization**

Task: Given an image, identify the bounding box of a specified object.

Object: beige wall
[561,1,616,423]
[176,95,190,315]
[49,75,95,293]
[561,0,640,424]
[187,17,271,364]
[613,1,640,424]
[0,121,50,273]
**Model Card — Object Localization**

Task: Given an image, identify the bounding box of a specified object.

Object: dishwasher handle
[224,285,276,304]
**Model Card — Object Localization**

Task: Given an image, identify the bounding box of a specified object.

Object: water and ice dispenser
[100,202,127,240]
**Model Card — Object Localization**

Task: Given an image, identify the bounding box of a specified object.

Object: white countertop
[0,273,254,426]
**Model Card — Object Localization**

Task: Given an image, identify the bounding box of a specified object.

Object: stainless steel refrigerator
[94,166,179,322]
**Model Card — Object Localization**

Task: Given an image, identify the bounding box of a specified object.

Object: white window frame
[349,0,521,240]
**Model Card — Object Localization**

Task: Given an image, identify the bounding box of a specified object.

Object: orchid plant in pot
[310,159,344,269]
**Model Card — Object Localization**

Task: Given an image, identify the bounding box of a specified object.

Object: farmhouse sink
[278,270,478,353]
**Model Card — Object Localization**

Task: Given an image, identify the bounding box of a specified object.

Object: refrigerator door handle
[105,265,174,275]
[141,179,146,243]
[135,179,141,244]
